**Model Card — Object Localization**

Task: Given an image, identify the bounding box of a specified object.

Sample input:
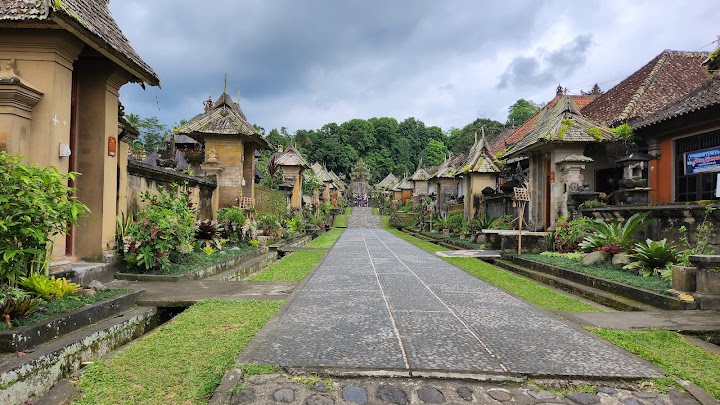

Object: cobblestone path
[251,208,659,378]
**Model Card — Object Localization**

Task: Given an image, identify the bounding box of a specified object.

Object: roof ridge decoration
[458,127,500,174]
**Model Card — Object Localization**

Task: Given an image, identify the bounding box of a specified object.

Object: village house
[174,90,271,215]
[0,0,160,261]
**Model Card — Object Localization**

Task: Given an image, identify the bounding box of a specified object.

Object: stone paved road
[251,208,660,378]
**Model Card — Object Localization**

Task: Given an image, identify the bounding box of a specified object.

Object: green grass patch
[346,207,352,215]
[306,229,344,248]
[248,250,325,282]
[524,253,670,294]
[1,289,130,330]
[372,207,379,215]
[238,363,283,378]
[123,244,255,275]
[590,328,720,399]
[387,228,601,312]
[74,300,282,405]
[381,215,390,229]
[334,214,347,227]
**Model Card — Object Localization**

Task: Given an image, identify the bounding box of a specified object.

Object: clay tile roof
[275,145,310,168]
[504,96,615,157]
[0,0,160,86]
[174,92,270,149]
[633,77,720,129]
[582,50,710,126]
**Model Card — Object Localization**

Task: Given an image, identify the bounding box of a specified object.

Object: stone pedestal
[689,255,720,309]
[671,265,697,293]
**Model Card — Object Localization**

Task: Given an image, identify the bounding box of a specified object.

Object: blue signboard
[685,148,720,175]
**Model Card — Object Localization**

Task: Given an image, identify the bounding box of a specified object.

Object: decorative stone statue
[206,147,219,164]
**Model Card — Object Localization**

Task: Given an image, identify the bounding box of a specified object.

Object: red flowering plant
[122,185,196,273]
[552,216,594,253]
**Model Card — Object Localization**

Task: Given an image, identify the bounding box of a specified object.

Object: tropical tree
[507,99,541,127]
[421,139,449,166]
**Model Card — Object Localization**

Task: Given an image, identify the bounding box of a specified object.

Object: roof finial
[203,94,213,112]
[223,74,228,94]
[474,130,478,144]
[236,89,241,106]
[556,83,564,95]
[481,126,486,141]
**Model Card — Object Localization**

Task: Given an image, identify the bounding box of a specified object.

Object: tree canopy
[507,99,541,127]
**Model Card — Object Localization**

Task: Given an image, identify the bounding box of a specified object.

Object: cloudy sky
[110,0,719,134]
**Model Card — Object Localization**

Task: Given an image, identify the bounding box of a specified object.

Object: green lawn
[524,253,671,294]
[305,228,344,248]
[590,328,720,400]
[372,207,379,215]
[248,250,326,282]
[74,300,282,405]
[334,214,347,227]
[386,226,602,312]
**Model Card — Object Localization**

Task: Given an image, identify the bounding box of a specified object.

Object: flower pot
[671,265,697,292]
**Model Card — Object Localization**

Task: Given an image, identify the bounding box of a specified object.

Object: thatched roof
[410,167,431,181]
[376,173,399,189]
[504,96,616,157]
[174,92,270,149]
[397,177,414,190]
[458,133,500,174]
[0,0,159,86]
[432,153,467,179]
[275,145,309,168]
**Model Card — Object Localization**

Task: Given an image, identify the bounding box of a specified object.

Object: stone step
[205,251,278,281]
[493,259,654,311]
[0,306,160,405]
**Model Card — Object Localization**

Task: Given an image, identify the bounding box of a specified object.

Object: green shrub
[553,216,593,252]
[446,213,464,232]
[0,152,89,285]
[625,239,677,277]
[1,285,41,326]
[256,213,283,237]
[122,185,196,273]
[677,206,715,265]
[217,207,248,242]
[540,251,583,260]
[579,212,650,252]
[489,215,513,230]
[19,273,81,300]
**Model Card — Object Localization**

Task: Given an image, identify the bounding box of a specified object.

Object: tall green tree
[421,140,449,166]
[507,99,541,127]
[129,115,167,152]
[447,118,504,155]
[265,128,289,151]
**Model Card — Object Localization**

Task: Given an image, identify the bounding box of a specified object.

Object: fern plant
[579,212,650,252]
[624,238,677,277]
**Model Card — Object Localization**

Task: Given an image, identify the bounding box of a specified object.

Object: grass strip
[372,207,379,215]
[524,253,670,294]
[248,250,326,282]
[334,214,347,227]
[74,300,282,405]
[590,328,720,399]
[385,225,602,312]
[1,289,130,330]
[305,228,344,248]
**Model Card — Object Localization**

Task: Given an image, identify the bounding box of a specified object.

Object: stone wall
[126,160,216,220]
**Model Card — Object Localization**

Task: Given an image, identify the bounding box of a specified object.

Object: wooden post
[513,187,530,255]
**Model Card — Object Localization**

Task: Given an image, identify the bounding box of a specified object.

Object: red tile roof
[582,50,710,126]
[633,77,720,129]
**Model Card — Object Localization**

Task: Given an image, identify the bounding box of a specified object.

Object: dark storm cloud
[497,34,593,89]
[111,0,544,124]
